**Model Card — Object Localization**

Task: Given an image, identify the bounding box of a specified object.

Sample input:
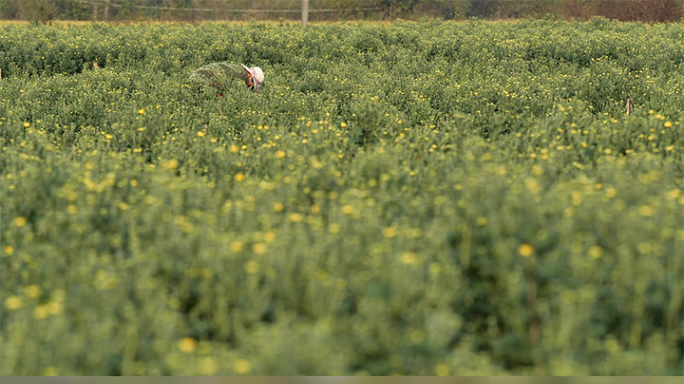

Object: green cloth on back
[187,62,249,94]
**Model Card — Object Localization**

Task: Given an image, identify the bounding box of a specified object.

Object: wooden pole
[104,0,111,21]
[302,0,309,27]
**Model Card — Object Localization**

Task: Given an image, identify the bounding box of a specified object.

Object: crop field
[1,19,683,375]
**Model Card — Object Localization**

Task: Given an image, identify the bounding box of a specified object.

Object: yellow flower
[518,244,534,257]
[605,337,622,354]
[340,122,347,128]
[605,188,618,198]
[639,205,653,217]
[275,150,286,159]
[47,301,63,315]
[229,144,240,153]
[244,261,260,275]
[342,205,354,215]
[138,108,145,115]
[234,359,252,375]
[105,134,113,140]
[14,217,27,227]
[234,173,245,182]
[476,217,488,226]
[43,367,58,376]
[588,245,603,259]
[23,122,30,128]
[273,202,284,212]
[328,223,340,234]
[4,296,22,310]
[289,213,303,223]
[5,246,14,255]
[178,337,197,353]
[525,178,540,194]
[668,189,681,199]
[199,357,218,375]
[164,159,179,170]
[664,121,673,128]
[34,305,50,319]
[264,231,276,243]
[197,131,205,137]
[25,285,41,298]
[230,241,244,252]
[638,242,652,254]
[434,364,450,376]
[401,252,417,265]
[406,228,422,239]
[137,127,146,132]
[67,205,78,215]
[383,226,397,238]
[252,243,267,254]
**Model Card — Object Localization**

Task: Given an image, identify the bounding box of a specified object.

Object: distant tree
[415,0,471,19]
[592,0,684,22]
[20,0,60,23]
[379,0,470,19]
[467,0,501,18]
[0,0,23,19]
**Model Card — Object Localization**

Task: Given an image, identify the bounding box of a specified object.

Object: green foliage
[18,0,59,24]
[0,19,683,376]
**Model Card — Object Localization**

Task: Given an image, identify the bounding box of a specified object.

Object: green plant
[0,19,682,376]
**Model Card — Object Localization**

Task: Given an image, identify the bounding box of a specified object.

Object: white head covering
[242,64,265,91]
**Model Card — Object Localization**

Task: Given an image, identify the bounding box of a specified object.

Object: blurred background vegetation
[1,0,683,24]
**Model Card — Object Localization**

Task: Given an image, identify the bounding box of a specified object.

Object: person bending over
[188,62,264,96]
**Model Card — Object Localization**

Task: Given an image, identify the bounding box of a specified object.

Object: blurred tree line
[1,0,682,23]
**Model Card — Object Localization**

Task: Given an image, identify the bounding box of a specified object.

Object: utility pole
[302,0,309,27]
[92,0,98,20]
